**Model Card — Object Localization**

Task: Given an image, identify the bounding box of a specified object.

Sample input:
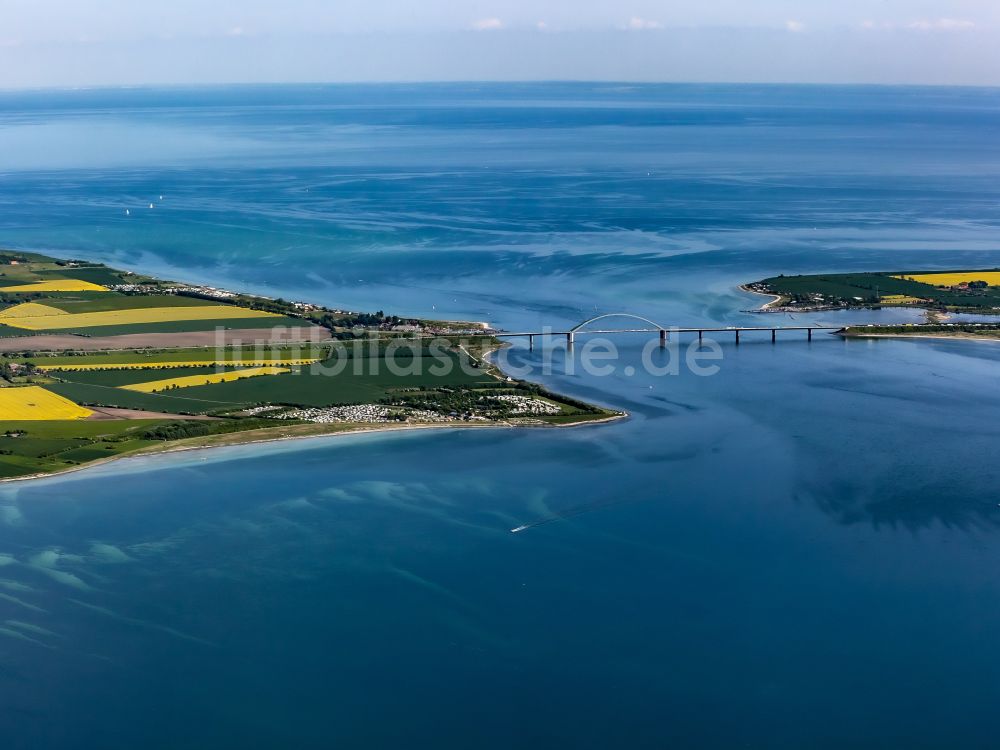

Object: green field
[43,295,218,313]
[0,419,165,478]
[0,253,322,337]
[39,316,315,337]
[170,352,496,406]
[25,344,332,367]
[43,381,242,413]
[34,266,129,285]
[54,365,244,387]
[0,262,127,288]
[0,323,31,338]
[16,346,505,415]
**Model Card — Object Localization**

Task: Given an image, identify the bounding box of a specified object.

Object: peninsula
[0,250,619,481]
[744,269,1000,314]
[744,268,1000,341]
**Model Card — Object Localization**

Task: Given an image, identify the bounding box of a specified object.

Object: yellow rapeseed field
[0,302,67,320]
[0,279,108,293]
[38,358,321,372]
[0,386,94,420]
[0,303,282,331]
[894,272,1000,286]
[122,366,291,393]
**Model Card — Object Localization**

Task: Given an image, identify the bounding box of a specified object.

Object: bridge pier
[771,329,776,343]
[698,330,703,343]
[659,329,667,348]
[528,334,534,351]
[808,328,813,342]
[735,330,740,345]
[566,332,575,347]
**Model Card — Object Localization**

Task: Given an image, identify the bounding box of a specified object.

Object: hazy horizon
[1,1,999,89]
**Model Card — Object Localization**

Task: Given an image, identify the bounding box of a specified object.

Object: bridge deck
[492,326,842,337]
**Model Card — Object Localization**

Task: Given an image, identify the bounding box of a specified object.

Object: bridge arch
[570,313,667,332]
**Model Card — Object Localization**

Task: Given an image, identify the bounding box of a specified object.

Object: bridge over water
[486,313,844,348]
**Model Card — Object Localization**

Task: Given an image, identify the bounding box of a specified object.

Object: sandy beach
[739,284,785,311]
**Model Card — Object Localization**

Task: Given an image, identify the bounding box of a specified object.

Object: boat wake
[510,494,648,533]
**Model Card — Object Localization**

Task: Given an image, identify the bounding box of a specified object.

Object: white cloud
[227,26,246,37]
[536,21,549,31]
[785,20,805,33]
[625,17,663,31]
[908,18,975,31]
[471,18,504,31]
[860,18,976,32]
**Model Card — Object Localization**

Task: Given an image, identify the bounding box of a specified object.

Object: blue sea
[2,83,1000,748]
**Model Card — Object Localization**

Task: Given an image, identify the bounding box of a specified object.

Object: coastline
[738,284,785,310]
[1,248,627,485]
[0,411,627,485]
[839,332,1000,344]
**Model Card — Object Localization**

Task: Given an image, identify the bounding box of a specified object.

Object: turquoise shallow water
[2,83,1000,748]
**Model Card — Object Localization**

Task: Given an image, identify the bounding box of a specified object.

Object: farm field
[0,302,283,331]
[122,366,291,392]
[35,316,316,337]
[0,249,617,480]
[44,381,243,413]
[0,386,94,420]
[28,343,453,370]
[0,419,166,479]
[36,356,323,371]
[175,352,497,406]
[0,252,322,340]
[894,271,1000,286]
[42,295,218,313]
[53,365,246,387]
[0,279,108,293]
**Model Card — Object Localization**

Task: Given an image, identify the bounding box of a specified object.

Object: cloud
[536,21,549,31]
[908,18,975,31]
[227,26,246,37]
[471,18,503,31]
[860,18,976,32]
[625,17,663,31]
[785,20,805,33]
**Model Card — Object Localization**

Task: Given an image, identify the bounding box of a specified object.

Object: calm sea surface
[1,83,1000,748]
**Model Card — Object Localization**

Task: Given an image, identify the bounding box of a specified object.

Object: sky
[1,0,999,88]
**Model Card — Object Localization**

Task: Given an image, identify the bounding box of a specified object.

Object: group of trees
[140,417,295,442]
[316,310,411,331]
